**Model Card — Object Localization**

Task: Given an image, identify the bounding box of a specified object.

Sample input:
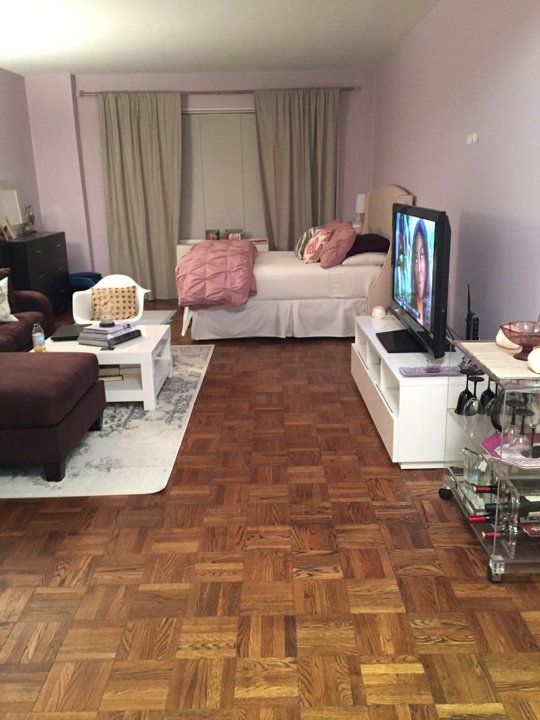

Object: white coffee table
[43,325,172,411]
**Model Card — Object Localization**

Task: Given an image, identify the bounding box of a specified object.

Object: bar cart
[441,340,540,582]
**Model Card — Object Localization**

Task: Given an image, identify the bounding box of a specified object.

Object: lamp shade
[355,193,366,214]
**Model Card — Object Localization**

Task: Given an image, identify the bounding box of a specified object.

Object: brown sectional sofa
[0,269,106,482]
[0,352,106,481]
[0,268,55,351]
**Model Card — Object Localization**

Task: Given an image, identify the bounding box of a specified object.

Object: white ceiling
[0,0,439,76]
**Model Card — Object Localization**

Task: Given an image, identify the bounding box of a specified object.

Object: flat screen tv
[376,203,451,359]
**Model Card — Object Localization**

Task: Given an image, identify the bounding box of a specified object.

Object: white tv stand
[351,315,463,469]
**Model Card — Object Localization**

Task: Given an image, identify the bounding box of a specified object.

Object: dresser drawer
[26,236,67,271]
[28,256,68,283]
[28,267,51,294]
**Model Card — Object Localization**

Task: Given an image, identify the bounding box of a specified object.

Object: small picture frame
[1,218,16,240]
[205,229,220,240]
[225,228,243,240]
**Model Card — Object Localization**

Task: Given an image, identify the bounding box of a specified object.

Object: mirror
[0,189,23,227]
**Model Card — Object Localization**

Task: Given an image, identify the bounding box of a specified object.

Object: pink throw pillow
[303,228,333,264]
[320,221,356,268]
[324,219,343,233]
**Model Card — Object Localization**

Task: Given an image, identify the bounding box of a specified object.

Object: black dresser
[0,239,8,267]
[4,232,69,313]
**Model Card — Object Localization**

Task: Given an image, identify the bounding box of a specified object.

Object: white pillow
[0,276,18,323]
[341,252,387,267]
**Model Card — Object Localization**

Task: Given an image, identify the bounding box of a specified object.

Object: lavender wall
[372,0,540,338]
[75,68,374,274]
[0,68,40,231]
[25,74,92,271]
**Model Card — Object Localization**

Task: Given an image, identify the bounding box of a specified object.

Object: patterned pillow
[303,229,333,264]
[92,286,137,321]
[294,226,322,259]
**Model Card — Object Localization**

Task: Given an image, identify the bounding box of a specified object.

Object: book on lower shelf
[99,366,123,382]
[99,365,121,376]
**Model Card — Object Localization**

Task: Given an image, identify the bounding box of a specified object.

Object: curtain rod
[79,86,359,98]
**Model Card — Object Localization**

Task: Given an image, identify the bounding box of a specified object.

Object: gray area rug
[139,309,178,324]
[0,345,213,498]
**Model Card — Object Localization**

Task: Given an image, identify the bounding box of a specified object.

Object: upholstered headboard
[364,184,415,313]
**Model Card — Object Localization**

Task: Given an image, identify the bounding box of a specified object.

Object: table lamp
[353,193,366,233]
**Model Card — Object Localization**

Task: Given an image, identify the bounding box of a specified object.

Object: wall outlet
[466,133,479,145]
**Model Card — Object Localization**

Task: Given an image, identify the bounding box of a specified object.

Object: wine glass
[530,423,540,459]
[483,383,499,417]
[460,447,474,484]
[492,393,524,433]
[500,398,526,457]
[480,379,496,415]
[462,376,486,441]
[463,376,485,416]
[455,375,473,415]
[514,407,534,458]
[455,371,478,415]
[490,388,505,432]
[529,393,540,458]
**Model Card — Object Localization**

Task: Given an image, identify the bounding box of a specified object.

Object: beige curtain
[254,88,340,251]
[98,92,182,298]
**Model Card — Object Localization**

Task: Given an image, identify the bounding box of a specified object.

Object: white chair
[72,274,149,324]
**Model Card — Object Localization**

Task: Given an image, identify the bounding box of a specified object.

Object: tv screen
[383,204,451,358]
[393,212,436,332]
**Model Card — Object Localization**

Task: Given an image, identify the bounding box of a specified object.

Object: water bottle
[32,323,46,352]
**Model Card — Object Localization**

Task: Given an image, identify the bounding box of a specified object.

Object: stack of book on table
[78,323,142,348]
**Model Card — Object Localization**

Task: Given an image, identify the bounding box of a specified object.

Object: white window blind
[180,111,267,239]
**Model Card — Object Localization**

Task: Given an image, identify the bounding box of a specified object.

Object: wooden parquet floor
[1,303,540,719]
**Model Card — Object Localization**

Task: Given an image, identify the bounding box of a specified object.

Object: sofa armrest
[12,290,55,337]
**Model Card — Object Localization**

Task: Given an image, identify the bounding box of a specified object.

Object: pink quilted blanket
[176,239,257,308]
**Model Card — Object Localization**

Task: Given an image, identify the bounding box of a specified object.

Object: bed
[182,184,413,340]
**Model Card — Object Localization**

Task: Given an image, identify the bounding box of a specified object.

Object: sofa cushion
[0,311,43,351]
[13,291,55,338]
[0,352,100,429]
[0,334,16,352]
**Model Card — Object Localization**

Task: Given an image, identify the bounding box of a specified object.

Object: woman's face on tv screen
[413,233,426,297]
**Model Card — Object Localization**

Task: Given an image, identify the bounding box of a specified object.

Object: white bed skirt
[183,297,367,340]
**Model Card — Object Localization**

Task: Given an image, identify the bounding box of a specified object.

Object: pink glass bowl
[500,321,540,361]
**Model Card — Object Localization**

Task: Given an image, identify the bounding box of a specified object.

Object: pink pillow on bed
[320,221,356,268]
[303,228,333,263]
[324,219,343,233]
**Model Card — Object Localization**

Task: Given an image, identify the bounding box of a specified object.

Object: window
[180,111,267,239]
